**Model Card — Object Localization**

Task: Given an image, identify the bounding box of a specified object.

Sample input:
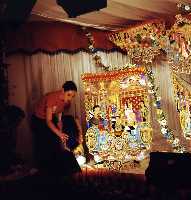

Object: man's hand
[59,132,71,151]
[59,132,69,143]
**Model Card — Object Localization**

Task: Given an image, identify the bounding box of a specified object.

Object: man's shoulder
[45,90,62,106]
[46,90,61,98]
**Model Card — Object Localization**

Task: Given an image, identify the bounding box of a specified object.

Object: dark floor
[1,168,191,200]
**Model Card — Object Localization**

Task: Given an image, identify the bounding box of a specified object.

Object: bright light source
[185,5,190,11]
[76,155,86,166]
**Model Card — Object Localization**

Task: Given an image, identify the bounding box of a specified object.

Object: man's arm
[57,112,63,130]
[46,107,68,142]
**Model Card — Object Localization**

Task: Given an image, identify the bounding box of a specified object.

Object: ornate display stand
[82,67,152,170]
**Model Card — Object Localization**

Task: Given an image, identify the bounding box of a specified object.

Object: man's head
[93,105,101,117]
[62,81,77,104]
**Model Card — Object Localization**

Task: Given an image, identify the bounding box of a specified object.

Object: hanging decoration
[170,55,191,74]
[177,3,191,15]
[81,26,96,54]
[108,21,167,64]
[82,66,145,82]
[106,13,191,74]
[146,68,186,152]
[167,14,191,74]
[172,73,191,140]
[81,26,136,71]
[93,55,137,71]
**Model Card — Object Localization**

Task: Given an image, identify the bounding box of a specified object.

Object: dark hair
[93,105,100,111]
[62,81,77,92]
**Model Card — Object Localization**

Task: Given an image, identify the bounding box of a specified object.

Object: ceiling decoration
[29,0,191,31]
[109,20,167,63]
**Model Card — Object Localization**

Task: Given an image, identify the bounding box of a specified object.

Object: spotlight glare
[185,5,190,11]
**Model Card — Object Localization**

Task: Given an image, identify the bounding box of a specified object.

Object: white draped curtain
[7,51,190,161]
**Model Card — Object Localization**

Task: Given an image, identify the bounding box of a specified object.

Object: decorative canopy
[30,0,191,31]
